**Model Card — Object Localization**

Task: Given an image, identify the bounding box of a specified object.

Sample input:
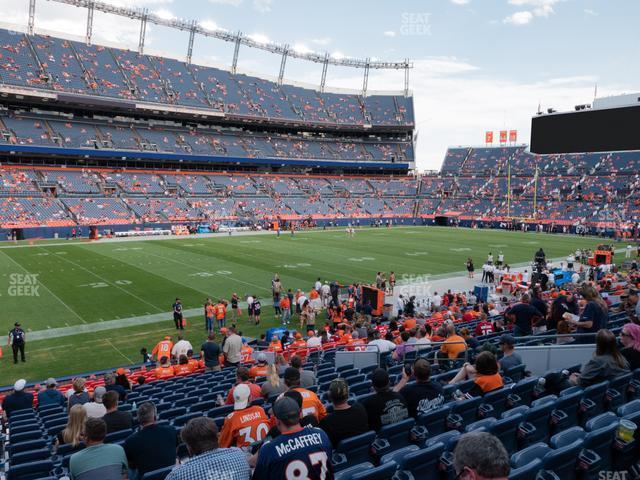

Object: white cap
[233,383,251,410]
[14,379,26,391]
[257,352,267,363]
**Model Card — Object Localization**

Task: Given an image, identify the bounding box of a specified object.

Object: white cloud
[450,0,470,4]
[253,0,272,13]
[383,30,397,37]
[247,32,271,44]
[503,10,534,25]
[200,20,219,31]
[504,0,562,24]
[311,37,331,46]
[153,8,176,20]
[584,8,597,16]
[292,43,314,55]
[330,51,346,60]
[208,0,243,6]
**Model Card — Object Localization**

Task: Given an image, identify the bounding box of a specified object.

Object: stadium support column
[138,8,148,55]
[231,32,242,74]
[186,20,196,64]
[533,165,539,219]
[507,159,511,218]
[28,0,36,35]
[404,59,410,97]
[320,53,329,93]
[278,44,289,86]
[86,0,94,45]
[362,58,371,97]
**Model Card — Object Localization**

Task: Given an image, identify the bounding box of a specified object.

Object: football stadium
[0,1,639,479]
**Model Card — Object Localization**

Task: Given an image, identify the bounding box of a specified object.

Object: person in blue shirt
[252,396,333,480]
[567,284,608,344]
[37,378,65,407]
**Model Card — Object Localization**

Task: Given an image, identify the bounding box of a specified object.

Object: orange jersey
[152,340,173,361]
[205,304,215,318]
[188,359,200,372]
[218,405,270,449]
[241,345,254,364]
[288,339,307,350]
[309,289,319,300]
[249,364,269,378]
[293,387,327,421]
[173,364,192,376]
[268,341,283,353]
[155,366,174,379]
[215,304,227,320]
[280,297,290,309]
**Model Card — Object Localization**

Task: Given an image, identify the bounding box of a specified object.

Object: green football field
[0,226,603,387]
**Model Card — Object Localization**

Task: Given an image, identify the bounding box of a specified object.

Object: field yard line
[105,338,134,364]
[0,249,88,325]
[38,246,164,313]
[25,306,201,340]
[140,247,271,293]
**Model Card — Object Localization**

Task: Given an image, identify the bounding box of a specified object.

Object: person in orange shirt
[280,296,291,325]
[268,335,282,354]
[439,323,467,360]
[284,367,326,421]
[288,332,307,351]
[249,353,269,378]
[218,384,270,449]
[205,301,215,334]
[215,300,227,330]
[403,317,417,330]
[173,355,192,375]
[186,350,200,372]
[151,336,173,363]
[155,357,174,379]
[347,331,366,351]
[225,367,262,405]
[241,340,255,364]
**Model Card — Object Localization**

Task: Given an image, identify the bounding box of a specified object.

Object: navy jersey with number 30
[252,427,333,480]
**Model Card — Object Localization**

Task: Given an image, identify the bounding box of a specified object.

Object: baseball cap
[220,327,229,334]
[14,322,20,327]
[273,396,301,423]
[499,333,515,346]
[164,336,171,340]
[371,368,390,389]
[45,378,57,387]
[93,386,106,402]
[257,352,267,363]
[14,379,26,391]
[233,383,251,410]
[116,368,126,376]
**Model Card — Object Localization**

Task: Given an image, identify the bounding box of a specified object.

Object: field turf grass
[0,226,603,387]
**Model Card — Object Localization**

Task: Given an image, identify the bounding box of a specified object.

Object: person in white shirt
[83,387,107,418]
[306,331,321,348]
[627,245,633,258]
[314,278,322,292]
[320,282,331,306]
[396,295,406,316]
[571,272,580,284]
[497,252,504,267]
[431,292,441,308]
[487,253,493,264]
[297,293,307,310]
[171,336,193,358]
[366,333,397,353]
[521,269,530,284]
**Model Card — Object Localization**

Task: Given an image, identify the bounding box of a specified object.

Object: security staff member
[172,298,184,330]
[8,322,26,364]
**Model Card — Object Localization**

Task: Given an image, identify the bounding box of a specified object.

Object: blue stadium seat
[8,439,47,457]
[550,388,583,434]
[490,413,523,455]
[415,405,450,437]
[579,382,609,424]
[9,423,41,437]
[159,407,187,421]
[334,462,374,480]
[508,459,544,480]
[5,459,54,480]
[543,439,582,478]
[464,417,497,433]
[478,387,511,418]
[371,418,416,460]
[511,442,551,469]
[395,442,444,480]
[617,399,640,418]
[518,396,556,447]
[350,461,397,480]
[606,373,633,411]
[141,465,175,480]
[188,400,217,413]
[172,412,201,427]
[378,445,419,466]
[424,430,460,451]
[449,396,482,426]
[332,431,376,471]
[9,431,43,444]
[9,448,51,466]
[504,364,526,382]
[104,428,132,443]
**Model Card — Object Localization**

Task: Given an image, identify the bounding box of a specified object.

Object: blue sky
[3,0,639,170]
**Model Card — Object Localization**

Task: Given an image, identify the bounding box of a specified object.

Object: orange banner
[509,130,517,143]
[499,130,507,144]
[485,131,493,144]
